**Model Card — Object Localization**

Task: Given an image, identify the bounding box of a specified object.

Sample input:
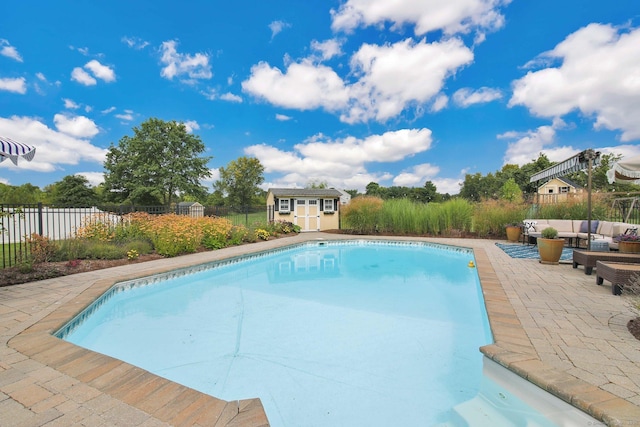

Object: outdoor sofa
[522,219,638,249]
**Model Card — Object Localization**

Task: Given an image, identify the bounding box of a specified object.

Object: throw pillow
[580,220,599,233]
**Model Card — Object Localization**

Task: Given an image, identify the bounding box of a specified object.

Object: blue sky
[1,0,640,195]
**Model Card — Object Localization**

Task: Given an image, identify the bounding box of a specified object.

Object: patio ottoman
[590,240,609,252]
[595,261,640,295]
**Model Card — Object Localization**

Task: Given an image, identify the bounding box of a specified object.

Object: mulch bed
[0,254,164,287]
[628,318,640,341]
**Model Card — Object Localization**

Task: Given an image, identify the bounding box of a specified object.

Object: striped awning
[529,149,600,183]
[0,136,36,165]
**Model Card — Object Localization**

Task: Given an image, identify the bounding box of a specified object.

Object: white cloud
[0,77,26,94]
[311,39,343,60]
[0,115,107,172]
[84,60,116,82]
[121,36,149,50]
[245,128,433,191]
[345,38,474,122]
[393,163,440,186]
[101,106,116,114]
[71,60,115,86]
[63,98,80,109]
[220,92,242,102]
[182,120,199,133]
[432,177,464,195]
[269,20,291,39]
[243,38,472,123]
[0,177,9,185]
[509,24,640,142]
[53,114,100,138]
[0,39,23,62]
[331,0,510,36]
[243,60,349,111]
[76,172,104,187]
[160,40,212,81]
[36,73,46,81]
[71,67,97,85]
[114,113,134,121]
[499,118,574,165]
[452,87,502,107]
[276,114,292,121]
[431,94,449,112]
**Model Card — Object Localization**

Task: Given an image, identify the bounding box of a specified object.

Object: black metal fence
[1,203,267,268]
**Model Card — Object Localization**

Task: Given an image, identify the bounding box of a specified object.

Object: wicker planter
[505,226,521,243]
[538,238,564,265]
[618,241,640,253]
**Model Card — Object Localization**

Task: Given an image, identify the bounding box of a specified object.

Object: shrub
[82,241,128,260]
[75,216,118,241]
[146,214,202,257]
[26,233,59,263]
[341,196,384,234]
[255,228,270,240]
[541,227,558,239]
[472,200,528,237]
[200,216,234,250]
[228,226,249,245]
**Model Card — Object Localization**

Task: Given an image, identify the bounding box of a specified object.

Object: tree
[0,183,48,204]
[423,181,438,202]
[214,156,265,207]
[306,180,328,189]
[51,175,99,206]
[500,178,523,203]
[103,118,212,206]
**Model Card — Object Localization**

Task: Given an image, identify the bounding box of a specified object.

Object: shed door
[294,199,320,231]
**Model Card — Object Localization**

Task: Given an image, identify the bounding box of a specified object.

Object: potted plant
[505,222,522,243]
[615,233,640,253]
[538,227,564,264]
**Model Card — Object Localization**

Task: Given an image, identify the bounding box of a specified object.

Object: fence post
[37,202,44,236]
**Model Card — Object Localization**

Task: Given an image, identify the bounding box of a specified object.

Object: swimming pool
[56,240,591,426]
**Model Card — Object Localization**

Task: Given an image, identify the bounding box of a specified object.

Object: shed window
[324,199,334,212]
[559,186,570,193]
[279,199,290,211]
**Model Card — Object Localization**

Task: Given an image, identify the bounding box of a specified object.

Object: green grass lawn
[2,242,30,269]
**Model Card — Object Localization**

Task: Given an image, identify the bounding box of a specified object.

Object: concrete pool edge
[6,233,640,426]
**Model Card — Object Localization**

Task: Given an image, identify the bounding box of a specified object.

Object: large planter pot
[505,226,521,243]
[618,241,640,253]
[538,238,565,265]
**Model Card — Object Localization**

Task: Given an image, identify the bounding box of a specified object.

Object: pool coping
[6,234,640,426]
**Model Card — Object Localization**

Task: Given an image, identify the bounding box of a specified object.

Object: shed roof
[539,176,583,189]
[268,188,343,197]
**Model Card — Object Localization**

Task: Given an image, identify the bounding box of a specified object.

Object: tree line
[2,117,638,206]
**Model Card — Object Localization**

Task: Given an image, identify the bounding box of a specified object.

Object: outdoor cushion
[547,219,575,233]
[580,220,599,233]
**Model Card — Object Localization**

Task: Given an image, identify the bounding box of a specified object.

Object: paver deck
[2,233,640,426]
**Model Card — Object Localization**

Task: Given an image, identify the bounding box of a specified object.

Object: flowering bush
[615,233,640,242]
[66,259,81,268]
[200,216,234,250]
[145,214,203,257]
[26,233,58,263]
[75,216,117,241]
[127,249,139,260]
[255,228,270,240]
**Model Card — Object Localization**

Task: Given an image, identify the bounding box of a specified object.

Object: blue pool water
[58,241,580,426]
